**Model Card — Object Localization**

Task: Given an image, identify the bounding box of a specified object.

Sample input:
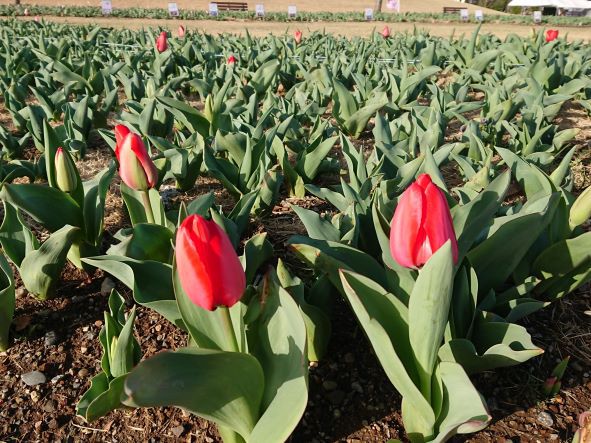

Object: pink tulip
[114,125,158,192]
[546,29,559,43]
[175,215,246,311]
[294,30,302,45]
[34,15,40,22]
[178,25,186,38]
[381,26,391,38]
[156,31,168,52]
[389,174,458,268]
[227,55,237,64]
[24,8,29,16]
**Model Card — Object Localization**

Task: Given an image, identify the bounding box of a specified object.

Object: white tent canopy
[507,0,591,8]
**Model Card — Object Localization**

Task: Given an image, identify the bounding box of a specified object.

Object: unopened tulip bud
[227,55,237,65]
[390,174,458,268]
[114,125,158,192]
[381,26,390,38]
[178,25,185,38]
[175,215,246,311]
[294,30,302,44]
[54,147,78,193]
[156,31,168,52]
[569,186,591,228]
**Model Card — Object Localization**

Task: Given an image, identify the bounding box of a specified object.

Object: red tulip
[175,215,246,311]
[156,31,168,52]
[546,29,559,43]
[114,125,158,191]
[178,24,186,38]
[389,174,458,269]
[381,26,391,38]
[294,30,302,45]
[227,55,237,64]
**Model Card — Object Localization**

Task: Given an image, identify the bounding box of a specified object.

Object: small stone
[322,380,338,391]
[15,288,27,299]
[80,347,88,354]
[101,278,116,296]
[82,326,89,332]
[548,434,559,441]
[537,411,554,427]
[30,391,40,403]
[94,320,103,328]
[44,331,58,347]
[204,437,214,443]
[34,421,42,430]
[171,425,184,437]
[155,324,162,332]
[344,353,355,363]
[351,381,363,393]
[42,400,56,413]
[72,383,80,389]
[51,375,64,384]
[21,371,46,386]
[78,368,89,378]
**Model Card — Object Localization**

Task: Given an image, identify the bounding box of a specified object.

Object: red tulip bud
[175,215,246,311]
[294,30,302,45]
[381,26,391,38]
[114,125,158,191]
[227,55,237,64]
[389,174,458,269]
[546,29,559,43]
[178,24,186,38]
[156,31,168,52]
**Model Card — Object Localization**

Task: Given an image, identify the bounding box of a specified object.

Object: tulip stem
[220,306,239,353]
[141,190,155,224]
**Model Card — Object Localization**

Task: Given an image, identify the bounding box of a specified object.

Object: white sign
[255,4,265,17]
[460,8,469,21]
[387,0,400,12]
[168,2,179,16]
[101,0,112,15]
[475,9,483,21]
[288,5,297,18]
[533,10,542,23]
[209,3,219,16]
[364,8,374,20]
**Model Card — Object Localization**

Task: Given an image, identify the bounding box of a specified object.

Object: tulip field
[1,17,591,442]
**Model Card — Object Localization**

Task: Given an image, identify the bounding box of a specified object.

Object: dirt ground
[1,0,504,14]
[11,15,591,40]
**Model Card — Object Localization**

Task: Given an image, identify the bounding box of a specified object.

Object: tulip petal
[114,125,131,159]
[423,182,459,264]
[390,183,426,268]
[128,135,158,188]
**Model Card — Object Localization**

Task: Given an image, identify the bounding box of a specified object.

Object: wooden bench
[443,6,466,14]
[212,1,248,11]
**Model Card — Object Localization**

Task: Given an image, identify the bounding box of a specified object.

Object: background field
[1,0,505,14]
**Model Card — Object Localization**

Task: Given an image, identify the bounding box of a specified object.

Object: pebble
[30,391,40,403]
[94,320,103,328]
[101,277,116,296]
[81,347,88,354]
[42,400,56,413]
[322,380,338,391]
[78,368,89,378]
[351,381,363,393]
[15,288,27,299]
[171,425,184,437]
[537,411,554,427]
[51,375,64,384]
[155,324,162,332]
[21,371,46,386]
[44,331,58,347]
